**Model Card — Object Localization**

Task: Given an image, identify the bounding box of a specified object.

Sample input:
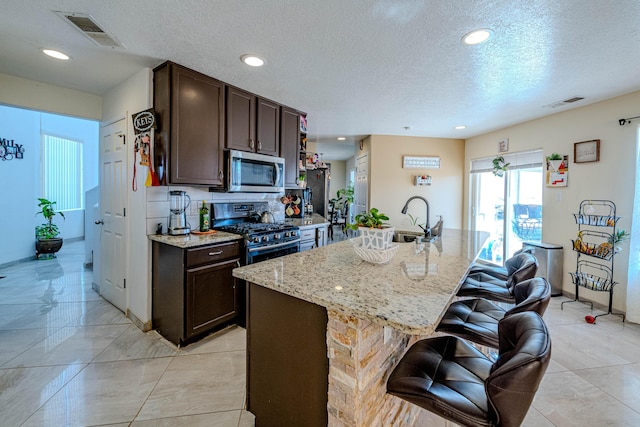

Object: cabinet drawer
[300,228,316,242]
[186,241,240,267]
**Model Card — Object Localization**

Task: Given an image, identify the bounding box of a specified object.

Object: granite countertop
[233,228,489,335]
[148,231,242,249]
[285,213,329,228]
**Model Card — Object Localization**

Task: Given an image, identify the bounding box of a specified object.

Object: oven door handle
[247,238,301,253]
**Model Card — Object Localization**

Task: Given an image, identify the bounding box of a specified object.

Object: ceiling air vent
[56,12,124,48]
[543,96,585,109]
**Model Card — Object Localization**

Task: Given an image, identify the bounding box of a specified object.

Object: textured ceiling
[1,0,640,160]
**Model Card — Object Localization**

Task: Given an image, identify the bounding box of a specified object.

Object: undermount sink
[393,231,424,243]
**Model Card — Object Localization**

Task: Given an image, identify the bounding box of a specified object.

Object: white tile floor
[3,240,640,426]
[0,241,253,427]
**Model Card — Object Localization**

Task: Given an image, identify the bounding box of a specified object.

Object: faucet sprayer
[401,196,431,237]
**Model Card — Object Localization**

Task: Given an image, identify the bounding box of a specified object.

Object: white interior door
[98,118,127,312]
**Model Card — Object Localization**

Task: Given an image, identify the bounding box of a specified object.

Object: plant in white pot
[546,153,563,172]
[35,197,65,259]
[347,208,394,250]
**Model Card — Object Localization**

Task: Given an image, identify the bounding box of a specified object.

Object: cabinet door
[317,226,328,248]
[300,241,315,252]
[257,98,280,156]
[170,65,225,185]
[280,107,300,188]
[226,87,256,152]
[186,258,238,338]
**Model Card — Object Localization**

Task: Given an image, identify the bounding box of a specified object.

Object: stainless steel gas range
[211,202,300,265]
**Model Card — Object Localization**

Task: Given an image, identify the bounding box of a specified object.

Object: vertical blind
[41,134,83,210]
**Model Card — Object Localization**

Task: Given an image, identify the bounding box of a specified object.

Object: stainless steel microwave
[227,149,285,193]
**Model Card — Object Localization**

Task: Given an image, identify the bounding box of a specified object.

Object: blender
[303,187,313,215]
[168,190,191,235]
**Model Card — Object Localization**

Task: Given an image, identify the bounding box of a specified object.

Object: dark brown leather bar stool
[468,247,534,280]
[387,312,551,427]
[437,277,551,348]
[457,252,538,303]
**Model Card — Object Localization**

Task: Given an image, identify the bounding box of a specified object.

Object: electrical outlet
[190,204,199,215]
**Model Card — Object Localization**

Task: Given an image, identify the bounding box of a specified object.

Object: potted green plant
[336,185,354,205]
[492,156,510,177]
[35,197,65,259]
[346,208,394,250]
[546,153,563,171]
[329,185,355,218]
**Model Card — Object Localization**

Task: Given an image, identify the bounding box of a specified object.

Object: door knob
[95,220,104,225]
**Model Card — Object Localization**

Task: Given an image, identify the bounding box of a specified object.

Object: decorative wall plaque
[0,138,25,161]
[402,156,440,168]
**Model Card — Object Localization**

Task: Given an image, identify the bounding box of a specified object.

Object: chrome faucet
[401,196,431,237]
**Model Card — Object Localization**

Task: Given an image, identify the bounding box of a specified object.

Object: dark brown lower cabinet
[152,240,240,346]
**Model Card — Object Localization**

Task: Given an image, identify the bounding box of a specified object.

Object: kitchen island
[233,228,489,426]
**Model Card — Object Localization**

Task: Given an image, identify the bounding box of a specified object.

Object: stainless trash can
[522,241,563,296]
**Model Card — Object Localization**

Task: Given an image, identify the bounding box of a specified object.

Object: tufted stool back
[387,312,551,427]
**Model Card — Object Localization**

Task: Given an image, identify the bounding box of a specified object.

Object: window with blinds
[41,134,83,210]
[470,150,543,173]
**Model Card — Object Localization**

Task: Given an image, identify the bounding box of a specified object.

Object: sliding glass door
[471,151,543,265]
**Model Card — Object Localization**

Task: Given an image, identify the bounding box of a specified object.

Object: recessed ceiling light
[42,49,70,60]
[462,29,492,45]
[337,137,346,141]
[240,54,265,67]
[455,125,467,130]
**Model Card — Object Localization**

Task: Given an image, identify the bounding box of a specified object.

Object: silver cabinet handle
[208,251,223,256]
[250,139,255,149]
[219,170,223,180]
[258,140,262,150]
[95,220,104,225]
[236,260,241,268]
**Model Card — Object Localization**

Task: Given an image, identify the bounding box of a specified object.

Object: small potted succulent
[347,208,394,250]
[35,197,65,259]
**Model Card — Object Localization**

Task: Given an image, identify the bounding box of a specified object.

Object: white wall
[0,73,101,120]
[0,105,98,266]
[328,160,346,201]
[465,90,640,314]
[102,68,153,327]
[0,106,39,265]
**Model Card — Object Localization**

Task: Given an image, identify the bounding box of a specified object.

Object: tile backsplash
[146,186,285,235]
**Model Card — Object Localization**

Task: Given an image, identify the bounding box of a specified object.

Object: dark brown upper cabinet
[154,61,225,186]
[280,107,302,189]
[226,86,280,156]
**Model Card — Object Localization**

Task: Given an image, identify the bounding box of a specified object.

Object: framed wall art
[497,138,509,153]
[546,154,568,187]
[574,139,600,163]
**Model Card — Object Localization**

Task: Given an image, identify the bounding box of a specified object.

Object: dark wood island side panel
[247,283,329,427]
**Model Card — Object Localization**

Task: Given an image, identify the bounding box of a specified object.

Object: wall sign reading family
[0,137,25,161]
